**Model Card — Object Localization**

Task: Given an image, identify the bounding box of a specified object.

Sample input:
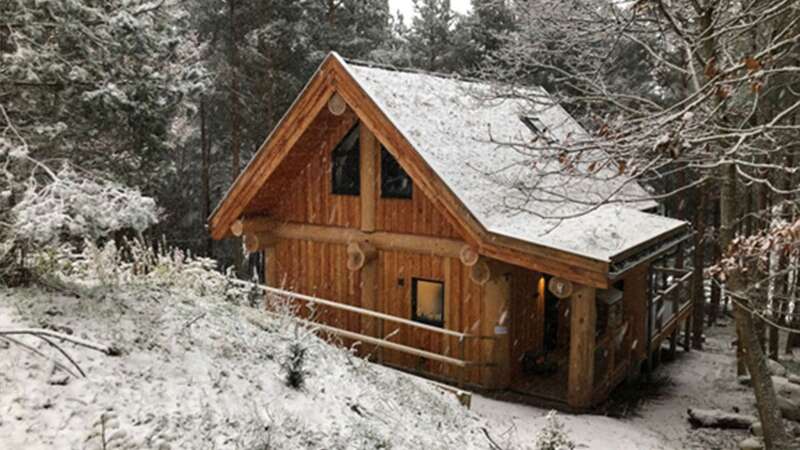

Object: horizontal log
[687,408,755,429]
[235,217,468,258]
[346,240,377,271]
[243,232,278,254]
[470,258,492,286]
[459,245,480,266]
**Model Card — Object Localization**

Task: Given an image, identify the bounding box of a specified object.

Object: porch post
[568,284,597,409]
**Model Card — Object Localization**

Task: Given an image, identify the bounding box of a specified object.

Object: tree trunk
[200,98,213,258]
[721,161,789,449]
[229,0,242,274]
[709,199,721,326]
[692,183,706,349]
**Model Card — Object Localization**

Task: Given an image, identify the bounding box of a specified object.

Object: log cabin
[209,52,694,411]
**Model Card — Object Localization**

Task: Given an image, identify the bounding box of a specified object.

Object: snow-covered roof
[342,59,686,262]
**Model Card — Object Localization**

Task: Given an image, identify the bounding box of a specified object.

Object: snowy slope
[0,277,767,450]
[0,286,490,450]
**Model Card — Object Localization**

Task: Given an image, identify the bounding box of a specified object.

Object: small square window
[332,124,360,195]
[381,146,412,199]
[412,278,444,327]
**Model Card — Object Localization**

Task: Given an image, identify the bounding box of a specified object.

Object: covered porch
[506,233,695,410]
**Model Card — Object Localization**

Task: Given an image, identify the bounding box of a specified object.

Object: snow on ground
[0,285,491,449]
[0,275,778,450]
[475,396,671,450]
[475,320,766,450]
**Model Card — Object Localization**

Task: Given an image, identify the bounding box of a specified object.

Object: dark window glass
[332,124,360,195]
[380,146,412,199]
[412,278,444,327]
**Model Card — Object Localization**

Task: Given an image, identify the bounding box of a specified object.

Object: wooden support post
[480,261,511,389]
[358,126,380,341]
[567,284,597,410]
[683,314,692,352]
[669,329,678,358]
[243,232,278,255]
[360,125,378,232]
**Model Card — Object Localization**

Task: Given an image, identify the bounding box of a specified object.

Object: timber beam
[234,216,610,288]
[233,217,471,258]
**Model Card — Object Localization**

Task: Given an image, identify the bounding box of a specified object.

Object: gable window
[412,278,444,327]
[380,146,413,199]
[332,124,360,195]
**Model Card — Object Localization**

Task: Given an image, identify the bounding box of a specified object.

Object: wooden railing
[233,280,488,387]
[592,320,630,401]
[649,268,693,349]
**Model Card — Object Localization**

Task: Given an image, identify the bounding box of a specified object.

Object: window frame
[411,277,445,328]
[331,124,361,196]
[380,146,413,199]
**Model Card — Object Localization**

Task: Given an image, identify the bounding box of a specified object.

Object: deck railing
[649,268,693,350]
[232,280,488,387]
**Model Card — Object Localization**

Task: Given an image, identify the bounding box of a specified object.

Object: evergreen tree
[407,0,458,71]
[0,0,202,192]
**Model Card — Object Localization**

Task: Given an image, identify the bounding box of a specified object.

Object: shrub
[534,411,576,450]
[283,342,308,389]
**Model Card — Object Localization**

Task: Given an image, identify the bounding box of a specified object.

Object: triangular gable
[209,54,480,244]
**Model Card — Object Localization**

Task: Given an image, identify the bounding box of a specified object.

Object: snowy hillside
[0,284,490,449]
[0,243,793,450]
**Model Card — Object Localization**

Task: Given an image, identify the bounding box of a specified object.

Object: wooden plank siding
[247,108,360,228]
[255,103,487,385]
[269,240,486,386]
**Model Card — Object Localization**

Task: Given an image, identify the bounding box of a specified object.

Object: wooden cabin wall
[253,104,492,385]
[268,241,486,385]
[271,239,362,332]
[377,251,485,385]
[375,193,461,239]
[248,109,464,242]
[248,109,361,228]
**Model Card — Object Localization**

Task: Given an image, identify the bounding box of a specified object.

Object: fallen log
[687,408,756,429]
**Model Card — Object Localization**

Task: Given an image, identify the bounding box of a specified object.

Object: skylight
[521,116,555,144]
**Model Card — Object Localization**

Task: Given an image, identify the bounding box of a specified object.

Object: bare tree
[481,1,800,447]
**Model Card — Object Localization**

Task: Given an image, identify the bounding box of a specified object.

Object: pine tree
[0,0,202,192]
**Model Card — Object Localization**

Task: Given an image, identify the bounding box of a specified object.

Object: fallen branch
[481,427,503,450]
[37,334,87,377]
[0,334,79,378]
[0,328,120,356]
[687,407,756,429]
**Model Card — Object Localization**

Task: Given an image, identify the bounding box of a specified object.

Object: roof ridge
[342,57,486,84]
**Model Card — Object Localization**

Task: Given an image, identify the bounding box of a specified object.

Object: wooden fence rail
[231,280,487,387]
